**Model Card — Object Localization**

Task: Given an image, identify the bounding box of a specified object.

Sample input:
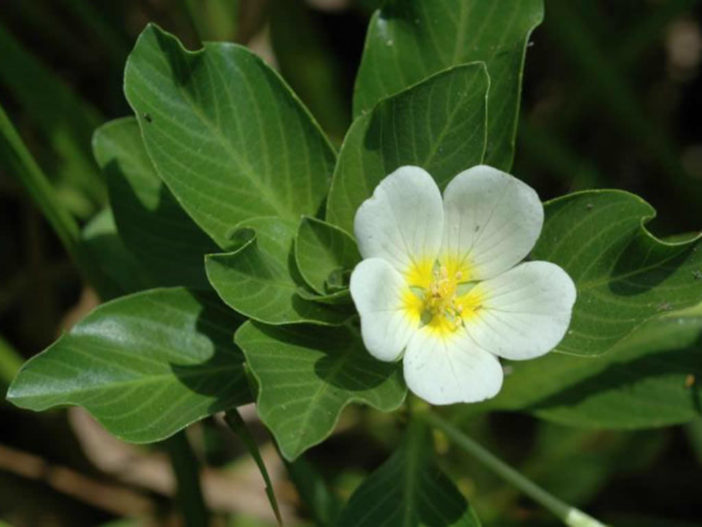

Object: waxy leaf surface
[354,0,543,170]
[235,322,406,460]
[94,117,218,289]
[124,24,335,248]
[479,310,702,428]
[535,190,702,356]
[206,217,351,325]
[327,63,488,234]
[338,421,481,527]
[8,288,250,443]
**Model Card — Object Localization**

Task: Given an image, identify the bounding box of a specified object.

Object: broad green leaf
[93,117,218,289]
[206,217,351,325]
[338,419,481,527]
[124,24,336,248]
[471,310,702,429]
[0,21,104,214]
[295,217,360,295]
[296,288,352,306]
[7,288,251,443]
[80,208,153,298]
[235,321,406,460]
[535,190,702,356]
[353,0,543,170]
[327,63,489,234]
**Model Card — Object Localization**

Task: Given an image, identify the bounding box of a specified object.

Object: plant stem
[0,104,80,254]
[165,431,209,527]
[424,411,608,527]
[224,409,283,526]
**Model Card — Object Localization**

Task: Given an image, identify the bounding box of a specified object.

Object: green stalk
[0,104,80,253]
[0,103,117,297]
[166,432,210,527]
[224,409,283,526]
[424,412,608,527]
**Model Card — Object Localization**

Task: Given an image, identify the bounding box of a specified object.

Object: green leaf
[7,288,251,443]
[224,409,283,526]
[327,63,489,234]
[80,207,153,298]
[206,216,351,325]
[235,321,406,460]
[338,419,481,527]
[296,288,352,306]
[182,0,240,42]
[295,216,360,295]
[93,117,218,289]
[474,310,702,429]
[0,335,23,391]
[534,190,702,356]
[284,455,342,527]
[124,23,336,248]
[353,0,543,170]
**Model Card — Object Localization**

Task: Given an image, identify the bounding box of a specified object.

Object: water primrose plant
[350,165,576,405]
[3,1,702,526]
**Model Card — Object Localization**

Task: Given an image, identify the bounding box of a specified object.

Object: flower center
[404,259,482,335]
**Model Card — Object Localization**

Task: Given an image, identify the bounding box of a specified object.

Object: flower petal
[441,165,543,280]
[403,328,503,405]
[350,258,417,362]
[354,166,443,274]
[467,261,576,360]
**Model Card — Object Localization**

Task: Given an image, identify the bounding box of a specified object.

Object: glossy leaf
[7,288,251,443]
[535,190,702,356]
[338,419,481,527]
[93,117,218,289]
[295,216,360,295]
[327,63,488,234]
[235,322,406,460]
[124,23,336,248]
[354,0,543,170]
[206,217,351,325]
[473,309,702,429]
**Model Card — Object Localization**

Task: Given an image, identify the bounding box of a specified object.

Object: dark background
[0,1,701,525]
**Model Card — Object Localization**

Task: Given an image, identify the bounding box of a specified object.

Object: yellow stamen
[403,258,481,337]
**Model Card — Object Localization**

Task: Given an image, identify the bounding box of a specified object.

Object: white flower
[349,165,576,405]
